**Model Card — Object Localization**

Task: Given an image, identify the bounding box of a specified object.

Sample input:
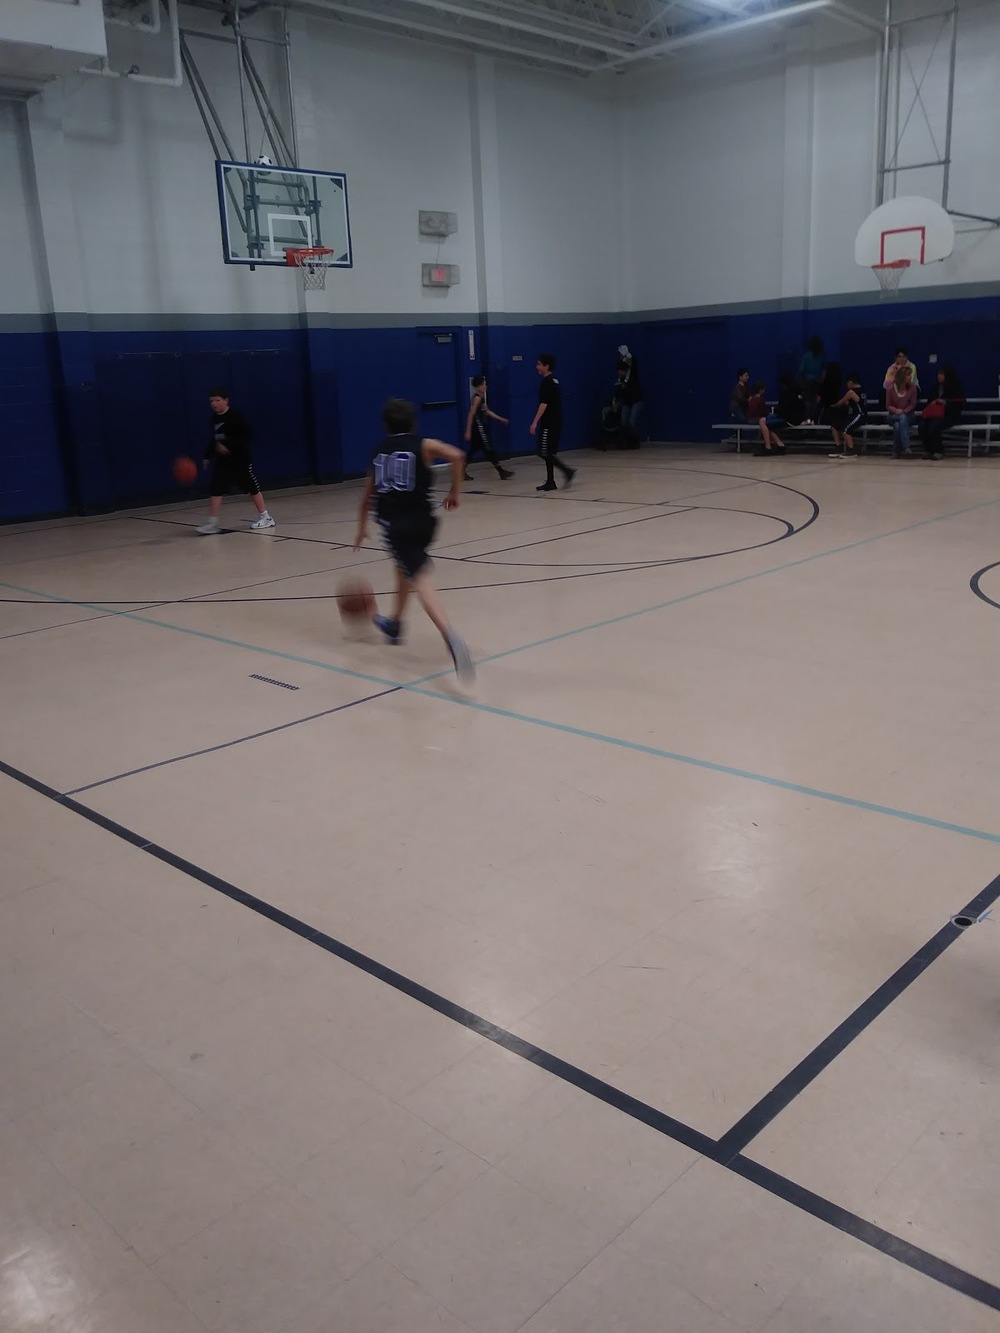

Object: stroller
[597,401,623,450]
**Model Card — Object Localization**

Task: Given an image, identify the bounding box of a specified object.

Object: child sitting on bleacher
[730,368,750,422]
[886,365,917,458]
[748,381,787,456]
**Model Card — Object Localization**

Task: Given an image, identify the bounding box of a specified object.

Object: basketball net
[872,259,910,299]
[285,247,335,291]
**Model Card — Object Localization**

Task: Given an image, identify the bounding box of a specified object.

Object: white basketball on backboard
[855,196,955,268]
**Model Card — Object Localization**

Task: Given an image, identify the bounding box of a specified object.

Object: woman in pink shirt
[886,365,917,458]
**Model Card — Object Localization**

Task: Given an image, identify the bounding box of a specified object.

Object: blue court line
[6,489,1000,841]
[401,692,1000,845]
[0,579,402,693]
[6,574,1000,844]
[462,491,1000,670]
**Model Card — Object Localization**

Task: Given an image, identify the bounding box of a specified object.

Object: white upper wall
[622,0,1000,309]
[3,0,998,321]
[494,65,619,315]
[0,101,48,316]
[623,62,786,311]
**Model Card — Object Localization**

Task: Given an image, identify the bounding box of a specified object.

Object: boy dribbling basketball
[198,389,275,534]
[353,398,474,682]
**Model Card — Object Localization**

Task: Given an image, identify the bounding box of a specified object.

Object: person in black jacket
[920,365,966,459]
[198,389,275,534]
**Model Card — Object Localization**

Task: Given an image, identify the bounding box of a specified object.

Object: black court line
[136,514,350,550]
[2,753,999,1313]
[715,867,1000,1161]
[1,472,818,607]
[63,686,400,795]
[465,507,696,559]
[434,502,647,552]
[970,560,1000,613]
[0,611,119,642]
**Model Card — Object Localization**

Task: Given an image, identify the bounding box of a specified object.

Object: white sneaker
[250,513,276,530]
[197,518,221,535]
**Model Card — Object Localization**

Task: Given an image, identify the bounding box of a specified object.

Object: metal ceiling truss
[177,0,884,77]
[876,0,998,228]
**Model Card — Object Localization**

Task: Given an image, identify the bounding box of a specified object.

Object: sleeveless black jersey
[371,432,434,520]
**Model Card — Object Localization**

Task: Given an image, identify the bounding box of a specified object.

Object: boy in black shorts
[198,389,275,534]
[353,398,473,682]
[464,375,514,480]
[530,353,576,492]
[827,373,867,460]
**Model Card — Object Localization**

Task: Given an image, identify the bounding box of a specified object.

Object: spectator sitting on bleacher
[748,380,786,456]
[776,374,805,427]
[920,365,965,460]
[730,368,750,422]
[883,346,920,394]
[886,365,917,458]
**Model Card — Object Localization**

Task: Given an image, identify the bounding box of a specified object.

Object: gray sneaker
[446,633,475,684]
[197,518,221,535]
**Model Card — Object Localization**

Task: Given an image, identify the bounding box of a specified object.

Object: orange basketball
[173,456,198,485]
[337,577,376,620]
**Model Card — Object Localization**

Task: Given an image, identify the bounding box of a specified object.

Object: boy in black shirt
[198,389,275,534]
[464,375,514,480]
[353,398,473,682]
[827,374,867,460]
[530,353,576,492]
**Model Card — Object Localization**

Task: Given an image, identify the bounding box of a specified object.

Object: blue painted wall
[2,294,997,521]
[622,292,1000,436]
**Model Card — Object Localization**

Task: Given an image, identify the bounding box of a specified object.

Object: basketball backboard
[216,160,353,268]
[854,195,954,268]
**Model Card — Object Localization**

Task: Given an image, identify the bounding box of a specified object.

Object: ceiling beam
[395,0,636,56]
[284,0,604,71]
[601,0,832,69]
[825,1,885,34]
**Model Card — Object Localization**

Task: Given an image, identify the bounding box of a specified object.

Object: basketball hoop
[285,246,335,291]
[871,259,910,298]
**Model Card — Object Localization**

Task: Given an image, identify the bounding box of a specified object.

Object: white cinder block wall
[1,0,998,325]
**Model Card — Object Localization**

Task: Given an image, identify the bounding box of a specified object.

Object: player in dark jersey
[827,373,867,460]
[353,398,473,681]
[464,375,514,480]
[198,389,275,533]
[530,353,576,492]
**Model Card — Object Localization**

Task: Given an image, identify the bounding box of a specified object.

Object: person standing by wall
[882,347,920,395]
[797,336,825,422]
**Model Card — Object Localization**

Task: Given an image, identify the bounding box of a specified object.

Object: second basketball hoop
[871,258,910,299]
[854,196,955,297]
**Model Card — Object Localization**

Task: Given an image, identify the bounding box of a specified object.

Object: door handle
[421,400,458,409]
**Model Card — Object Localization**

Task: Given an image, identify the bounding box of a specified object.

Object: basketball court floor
[2,446,1000,1332]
